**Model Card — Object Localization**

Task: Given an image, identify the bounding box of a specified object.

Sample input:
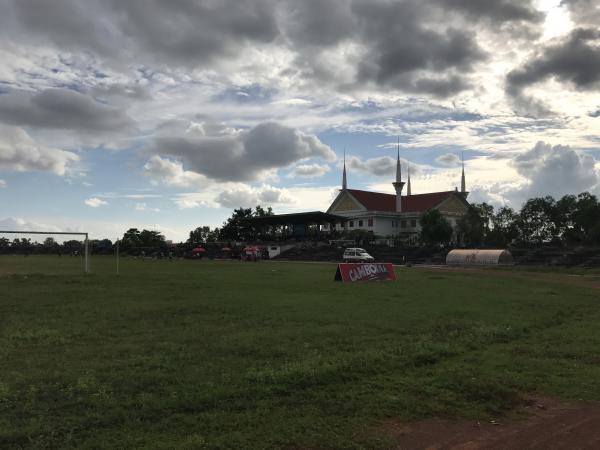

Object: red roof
[346,189,458,213]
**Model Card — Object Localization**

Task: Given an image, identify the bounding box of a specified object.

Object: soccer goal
[0,230,90,274]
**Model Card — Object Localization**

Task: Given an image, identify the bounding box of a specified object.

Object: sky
[0,0,599,242]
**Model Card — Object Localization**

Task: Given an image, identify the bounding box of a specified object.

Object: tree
[573,192,600,243]
[457,206,486,246]
[43,237,58,254]
[0,237,10,254]
[420,209,453,246]
[488,206,518,247]
[121,228,142,251]
[139,230,166,248]
[120,228,165,254]
[515,196,556,245]
[218,205,275,241]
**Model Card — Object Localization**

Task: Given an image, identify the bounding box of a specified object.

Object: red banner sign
[334,263,396,282]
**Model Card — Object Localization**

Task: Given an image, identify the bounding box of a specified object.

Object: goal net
[0,230,90,275]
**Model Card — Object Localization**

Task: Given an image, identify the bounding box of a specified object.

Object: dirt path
[415,265,600,290]
[384,396,600,449]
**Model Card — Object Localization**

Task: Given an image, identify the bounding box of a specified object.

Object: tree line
[2,192,599,254]
[420,192,600,247]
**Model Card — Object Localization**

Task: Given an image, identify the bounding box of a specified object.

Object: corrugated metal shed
[446,249,513,266]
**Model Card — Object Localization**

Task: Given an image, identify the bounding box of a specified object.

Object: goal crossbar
[0,230,90,273]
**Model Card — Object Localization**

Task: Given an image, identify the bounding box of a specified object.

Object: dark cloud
[283,0,355,48]
[108,0,280,66]
[148,121,336,182]
[1,0,544,99]
[435,153,461,167]
[561,0,600,27]
[352,2,487,97]
[507,28,600,116]
[0,88,135,132]
[6,0,117,58]
[442,0,542,23]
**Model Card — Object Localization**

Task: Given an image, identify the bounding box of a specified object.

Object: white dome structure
[446,249,513,266]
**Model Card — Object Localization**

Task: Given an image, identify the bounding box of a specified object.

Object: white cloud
[0,216,61,232]
[289,163,330,178]
[134,202,160,212]
[0,179,6,188]
[510,141,599,199]
[84,197,108,207]
[143,155,208,188]
[0,124,78,175]
[215,184,295,209]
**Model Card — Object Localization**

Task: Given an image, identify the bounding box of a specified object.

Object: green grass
[1,256,600,449]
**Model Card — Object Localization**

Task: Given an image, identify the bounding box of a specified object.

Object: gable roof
[346,189,464,213]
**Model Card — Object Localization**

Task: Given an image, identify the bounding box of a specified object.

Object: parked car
[343,248,374,262]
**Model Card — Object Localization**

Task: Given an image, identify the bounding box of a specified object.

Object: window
[349,221,354,228]
[411,219,417,227]
[401,220,407,228]
[323,223,328,229]
[368,219,373,227]
[358,220,363,227]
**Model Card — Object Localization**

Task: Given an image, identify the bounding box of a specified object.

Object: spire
[395,136,402,184]
[407,160,412,196]
[460,151,466,194]
[392,137,405,212]
[342,148,347,190]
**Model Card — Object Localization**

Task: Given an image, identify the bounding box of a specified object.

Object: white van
[342,248,374,263]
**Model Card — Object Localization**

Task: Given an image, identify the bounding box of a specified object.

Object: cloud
[561,0,600,27]
[0,217,61,232]
[0,124,78,175]
[215,185,295,209]
[0,88,135,132]
[351,2,488,97]
[510,141,599,199]
[289,163,330,178]
[506,28,600,116]
[347,155,396,177]
[174,197,210,210]
[442,0,541,22]
[109,0,280,67]
[134,202,160,212]
[84,197,108,207]
[143,155,208,188]
[0,0,540,100]
[149,121,336,182]
[0,179,6,188]
[435,153,461,167]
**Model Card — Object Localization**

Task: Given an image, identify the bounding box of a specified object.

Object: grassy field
[1,256,600,449]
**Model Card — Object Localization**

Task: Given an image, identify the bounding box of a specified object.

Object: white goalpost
[0,230,90,273]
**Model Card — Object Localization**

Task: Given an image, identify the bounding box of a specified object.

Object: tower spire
[407,160,412,196]
[342,148,347,190]
[460,151,466,194]
[392,137,405,212]
[395,136,401,184]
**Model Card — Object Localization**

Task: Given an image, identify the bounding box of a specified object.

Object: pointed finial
[407,160,412,196]
[395,137,401,183]
[460,152,466,193]
[342,148,347,190]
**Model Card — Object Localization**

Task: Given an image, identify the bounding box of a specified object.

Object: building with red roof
[324,149,470,241]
